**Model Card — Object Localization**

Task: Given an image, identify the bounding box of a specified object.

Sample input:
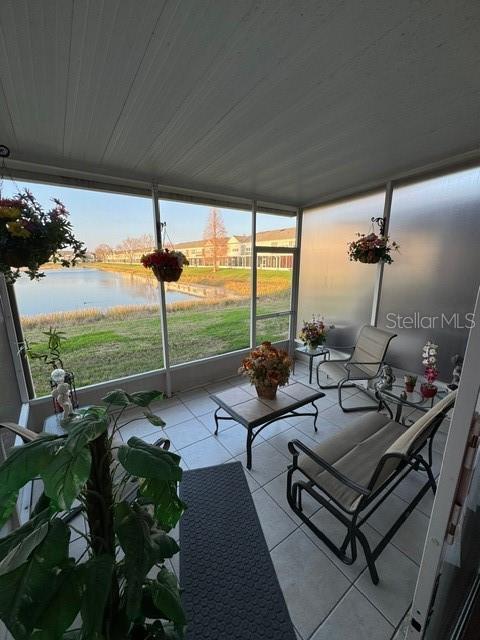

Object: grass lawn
[26,301,290,397]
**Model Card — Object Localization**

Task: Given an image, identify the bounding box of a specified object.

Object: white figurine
[52,381,73,418]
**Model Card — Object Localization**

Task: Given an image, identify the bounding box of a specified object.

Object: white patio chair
[316,324,397,412]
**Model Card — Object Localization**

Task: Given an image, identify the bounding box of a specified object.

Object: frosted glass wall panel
[377,166,480,375]
[298,192,385,346]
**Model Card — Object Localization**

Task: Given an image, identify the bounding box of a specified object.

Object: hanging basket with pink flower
[347,217,399,264]
[0,190,86,284]
[141,248,189,282]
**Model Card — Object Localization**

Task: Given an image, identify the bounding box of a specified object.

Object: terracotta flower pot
[255,384,278,400]
[405,382,415,393]
[420,383,438,399]
[152,265,183,282]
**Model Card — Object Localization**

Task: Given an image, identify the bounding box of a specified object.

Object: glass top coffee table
[210,383,325,469]
[376,383,449,424]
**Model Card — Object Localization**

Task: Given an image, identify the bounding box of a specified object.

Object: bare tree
[137,233,155,251]
[117,237,138,263]
[94,243,113,262]
[203,208,228,272]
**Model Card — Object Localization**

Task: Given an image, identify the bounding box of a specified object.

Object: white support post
[406,285,480,639]
[250,200,257,348]
[0,274,30,403]
[371,181,393,326]
[289,208,302,356]
[151,187,172,397]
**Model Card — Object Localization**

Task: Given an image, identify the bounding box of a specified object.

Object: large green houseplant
[0,389,186,639]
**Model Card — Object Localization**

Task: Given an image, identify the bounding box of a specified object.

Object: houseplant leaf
[0,522,49,576]
[41,446,91,510]
[0,507,50,562]
[29,563,83,640]
[143,410,166,427]
[149,567,186,627]
[102,389,131,406]
[126,390,164,407]
[79,554,114,640]
[62,408,109,448]
[0,518,71,639]
[139,479,186,531]
[118,438,182,483]
[0,435,61,526]
[114,501,151,619]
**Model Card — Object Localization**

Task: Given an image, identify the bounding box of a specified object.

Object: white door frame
[406,286,480,638]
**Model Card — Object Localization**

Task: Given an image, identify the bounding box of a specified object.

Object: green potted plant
[0,190,86,284]
[239,341,292,399]
[0,389,186,639]
[404,374,417,393]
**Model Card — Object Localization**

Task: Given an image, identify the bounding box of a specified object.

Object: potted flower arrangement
[347,232,399,264]
[299,316,332,352]
[421,340,439,398]
[141,248,189,282]
[404,374,418,393]
[0,190,86,283]
[239,341,292,399]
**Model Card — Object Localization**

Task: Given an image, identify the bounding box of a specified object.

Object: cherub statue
[52,382,73,418]
[375,364,395,391]
[448,354,463,390]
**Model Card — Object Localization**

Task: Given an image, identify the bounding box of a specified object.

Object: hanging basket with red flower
[141,248,189,282]
[0,190,86,284]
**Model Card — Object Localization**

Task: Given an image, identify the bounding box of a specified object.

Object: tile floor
[111,361,448,640]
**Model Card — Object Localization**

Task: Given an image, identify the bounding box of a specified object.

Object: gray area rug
[180,461,297,640]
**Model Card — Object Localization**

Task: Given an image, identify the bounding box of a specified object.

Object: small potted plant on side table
[421,341,439,399]
[299,316,332,353]
[239,341,292,399]
[404,374,417,393]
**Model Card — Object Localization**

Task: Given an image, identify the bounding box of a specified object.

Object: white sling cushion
[350,325,396,377]
[298,412,405,511]
[296,391,455,512]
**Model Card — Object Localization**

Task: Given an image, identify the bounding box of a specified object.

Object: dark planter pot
[420,383,438,399]
[152,265,183,282]
[405,383,415,393]
[255,384,278,400]
[2,245,52,268]
[358,254,381,264]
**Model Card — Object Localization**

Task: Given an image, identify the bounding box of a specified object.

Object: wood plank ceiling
[0,0,479,206]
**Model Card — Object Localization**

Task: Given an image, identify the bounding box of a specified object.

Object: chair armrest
[288,439,371,496]
[327,344,355,352]
[344,360,384,379]
[0,421,38,443]
[316,357,351,373]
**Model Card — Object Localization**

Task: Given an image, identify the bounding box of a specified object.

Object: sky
[1,178,295,251]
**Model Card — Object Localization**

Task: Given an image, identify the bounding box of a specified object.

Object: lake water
[15,268,196,316]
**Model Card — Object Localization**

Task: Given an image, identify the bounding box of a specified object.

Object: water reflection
[15,268,196,316]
